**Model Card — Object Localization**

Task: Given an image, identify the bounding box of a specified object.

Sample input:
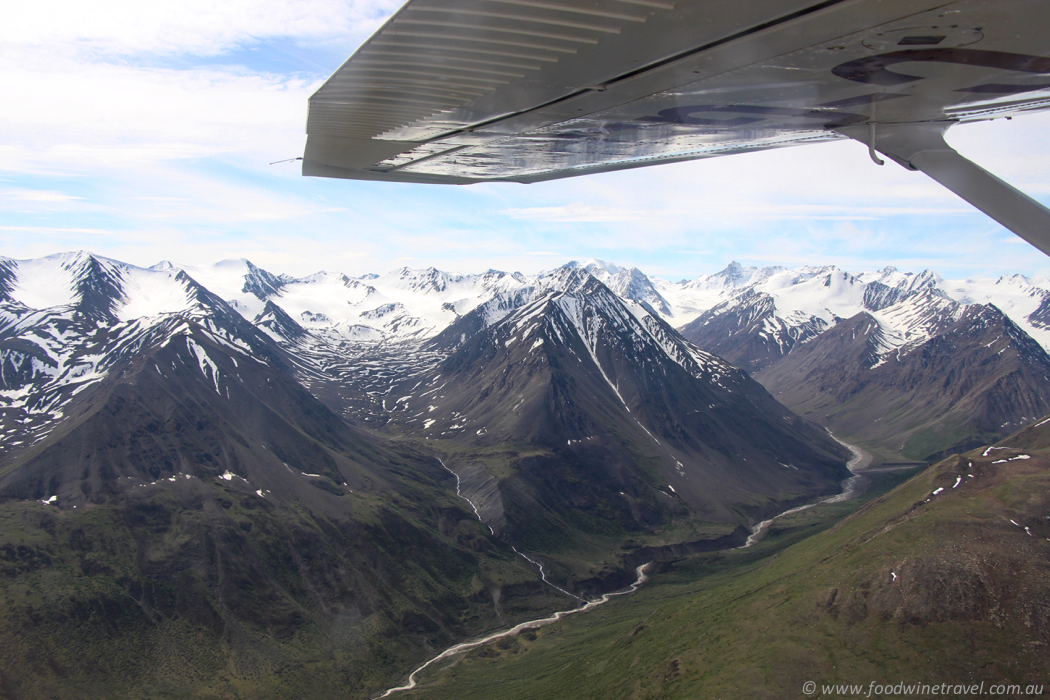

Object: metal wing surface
[303,0,1050,186]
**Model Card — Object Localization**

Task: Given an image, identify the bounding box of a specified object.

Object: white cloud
[1,58,315,172]
[501,202,648,223]
[0,225,111,234]
[0,189,82,203]
[2,0,401,58]
[3,0,1050,281]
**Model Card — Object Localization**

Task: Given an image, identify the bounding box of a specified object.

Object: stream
[382,443,870,696]
[376,460,651,697]
[374,561,651,698]
[741,432,873,548]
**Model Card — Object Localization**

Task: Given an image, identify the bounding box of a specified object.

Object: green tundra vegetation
[388,430,1050,699]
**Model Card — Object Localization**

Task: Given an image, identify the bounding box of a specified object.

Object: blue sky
[3,0,1050,281]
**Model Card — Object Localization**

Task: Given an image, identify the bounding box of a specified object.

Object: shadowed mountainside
[755,305,1050,461]
[392,270,848,556]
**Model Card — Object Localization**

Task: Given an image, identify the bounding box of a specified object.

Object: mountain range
[6,251,1050,503]
[2,250,1049,697]
[0,253,572,698]
[674,263,1050,459]
[139,253,1050,461]
[0,252,854,576]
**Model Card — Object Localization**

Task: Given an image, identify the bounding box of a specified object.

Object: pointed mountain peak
[239,260,287,301]
[69,255,127,324]
[609,267,672,316]
[539,264,601,295]
[388,266,458,293]
[708,260,776,288]
[997,273,1031,283]
[253,300,307,341]
[912,269,944,285]
[46,250,96,269]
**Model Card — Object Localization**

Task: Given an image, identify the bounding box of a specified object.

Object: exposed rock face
[756,305,1050,460]
[396,269,848,538]
[679,289,829,372]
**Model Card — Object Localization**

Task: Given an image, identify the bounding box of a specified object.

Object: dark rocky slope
[0,293,567,700]
[756,305,1050,460]
[394,271,848,548]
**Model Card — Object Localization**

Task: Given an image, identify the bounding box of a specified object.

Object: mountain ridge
[396,269,849,536]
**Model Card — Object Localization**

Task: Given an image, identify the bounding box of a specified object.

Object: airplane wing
[303,0,1050,253]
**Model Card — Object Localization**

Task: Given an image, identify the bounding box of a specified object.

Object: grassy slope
[393,437,740,589]
[0,474,569,700]
[393,441,1050,699]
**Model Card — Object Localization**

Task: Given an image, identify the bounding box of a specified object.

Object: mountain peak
[239,260,287,301]
[45,250,95,267]
[719,261,750,286]
[562,259,625,276]
[401,271,849,529]
[540,264,599,295]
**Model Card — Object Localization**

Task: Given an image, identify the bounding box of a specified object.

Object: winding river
[375,562,651,698]
[381,442,871,696]
[741,432,872,548]
[376,460,651,698]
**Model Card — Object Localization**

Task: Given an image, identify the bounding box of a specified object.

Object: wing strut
[836,121,1050,257]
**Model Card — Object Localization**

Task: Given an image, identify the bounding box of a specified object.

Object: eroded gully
[375,461,651,698]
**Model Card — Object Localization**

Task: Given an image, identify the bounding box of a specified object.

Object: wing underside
[303,0,1050,185]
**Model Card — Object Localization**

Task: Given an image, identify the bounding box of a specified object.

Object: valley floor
[371,420,1050,698]
[376,445,923,699]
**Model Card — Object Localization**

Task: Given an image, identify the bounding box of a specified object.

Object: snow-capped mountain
[5,250,1050,463]
[0,252,853,528]
[666,262,1050,459]
[0,252,288,455]
[559,260,672,316]
[757,303,1050,460]
[676,262,1050,371]
[174,259,534,343]
[394,266,848,532]
[127,256,1050,370]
